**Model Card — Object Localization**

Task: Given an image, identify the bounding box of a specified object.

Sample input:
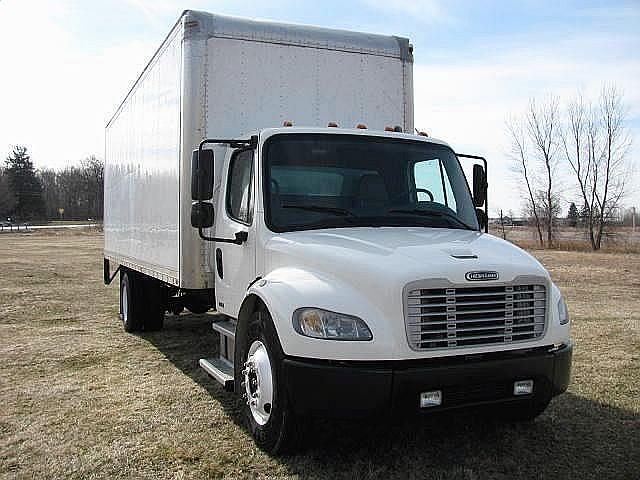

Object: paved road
[0,223,99,233]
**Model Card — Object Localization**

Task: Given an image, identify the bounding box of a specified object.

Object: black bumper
[282,343,572,418]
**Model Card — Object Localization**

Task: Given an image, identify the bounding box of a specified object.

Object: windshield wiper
[387,208,475,230]
[281,204,359,219]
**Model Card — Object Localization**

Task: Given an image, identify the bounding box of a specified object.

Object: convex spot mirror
[472,164,487,207]
[191,149,214,201]
[191,201,214,229]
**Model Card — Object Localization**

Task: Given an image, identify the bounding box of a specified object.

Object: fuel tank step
[199,357,234,392]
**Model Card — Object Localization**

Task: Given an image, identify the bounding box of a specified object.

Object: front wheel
[239,310,297,454]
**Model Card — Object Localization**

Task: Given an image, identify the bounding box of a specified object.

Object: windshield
[263,134,479,232]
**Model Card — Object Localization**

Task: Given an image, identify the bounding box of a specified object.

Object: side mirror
[191,201,214,228]
[191,149,214,201]
[475,208,487,230]
[472,164,486,207]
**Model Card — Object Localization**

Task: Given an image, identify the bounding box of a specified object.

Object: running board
[199,357,234,392]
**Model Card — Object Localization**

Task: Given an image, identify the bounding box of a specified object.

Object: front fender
[246,267,401,360]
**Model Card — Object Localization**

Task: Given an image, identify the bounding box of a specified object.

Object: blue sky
[1,0,638,212]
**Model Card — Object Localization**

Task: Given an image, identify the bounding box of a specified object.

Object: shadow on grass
[143,313,638,480]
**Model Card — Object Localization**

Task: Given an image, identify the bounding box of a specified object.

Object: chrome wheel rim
[243,340,273,425]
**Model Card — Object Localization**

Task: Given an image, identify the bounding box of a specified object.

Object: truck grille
[404,283,547,351]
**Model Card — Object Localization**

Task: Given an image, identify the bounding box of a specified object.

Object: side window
[226,150,254,224]
[413,158,457,211]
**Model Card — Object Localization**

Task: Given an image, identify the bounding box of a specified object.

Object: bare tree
[36,156,104,221]
[527,97,560,246]
[594,85,631,249]
[507,116,544,246]
[562,86,632,250]
[562,94,597,248]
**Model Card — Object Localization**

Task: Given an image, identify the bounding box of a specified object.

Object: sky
[1,0,639,214]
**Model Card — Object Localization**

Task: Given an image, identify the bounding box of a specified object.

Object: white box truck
[104,10,572,453]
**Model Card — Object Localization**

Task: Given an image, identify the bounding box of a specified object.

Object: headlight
[293,308,373,341]
[558,296,570,325]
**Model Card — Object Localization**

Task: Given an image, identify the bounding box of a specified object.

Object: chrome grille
[404,283,547,351]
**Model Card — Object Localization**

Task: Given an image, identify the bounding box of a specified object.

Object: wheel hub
[243,340,273,425]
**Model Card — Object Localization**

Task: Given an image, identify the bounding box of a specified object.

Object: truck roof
[256,127,450,148]
[183,10,412,61]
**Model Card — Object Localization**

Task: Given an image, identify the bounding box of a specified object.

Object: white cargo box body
[104,10,414,289]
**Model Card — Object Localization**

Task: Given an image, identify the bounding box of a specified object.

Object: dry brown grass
[1,232,639,479]
[490,226,640,254]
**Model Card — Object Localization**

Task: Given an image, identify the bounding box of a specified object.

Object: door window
[226,150,254,224]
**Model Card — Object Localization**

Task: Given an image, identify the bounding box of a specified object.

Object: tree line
[0,146,104,222]
[507,84,634,250]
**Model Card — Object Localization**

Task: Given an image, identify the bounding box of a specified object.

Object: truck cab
[191,126,572,453]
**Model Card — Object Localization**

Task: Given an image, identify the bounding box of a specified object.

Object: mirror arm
[198,228,248,245]
[457,153,488,233]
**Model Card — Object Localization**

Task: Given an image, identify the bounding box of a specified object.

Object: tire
[120,270,143,332]
[119,269,165,332]
[238,310,297,454]
[142,277,165,332]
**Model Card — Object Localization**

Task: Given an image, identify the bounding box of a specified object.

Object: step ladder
[199,318,236,392]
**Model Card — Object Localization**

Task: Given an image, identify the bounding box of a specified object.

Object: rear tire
[120,270,143,332]
[238,310,297,454]
[142,277,165,331]
[119,269,165,332]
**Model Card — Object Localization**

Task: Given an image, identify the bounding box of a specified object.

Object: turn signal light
[283,120,293,127]
[356,123,367,129]
[384,126,394,132]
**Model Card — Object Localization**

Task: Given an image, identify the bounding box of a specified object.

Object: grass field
[1,232,638,479]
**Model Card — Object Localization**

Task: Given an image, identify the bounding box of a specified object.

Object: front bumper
[282,342,572,418]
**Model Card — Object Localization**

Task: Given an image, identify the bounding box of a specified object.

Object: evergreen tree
[0,168,17,219]
[567,202,578,227]
[5,146,44,220]
[579,203,590,227]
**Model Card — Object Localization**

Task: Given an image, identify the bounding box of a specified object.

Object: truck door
[214,148,256,317]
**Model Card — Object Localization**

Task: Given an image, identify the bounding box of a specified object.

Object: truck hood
[265,227,549,288]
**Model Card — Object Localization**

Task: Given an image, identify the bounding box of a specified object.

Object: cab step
[199,357,234,392]
[211,318,236,339]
